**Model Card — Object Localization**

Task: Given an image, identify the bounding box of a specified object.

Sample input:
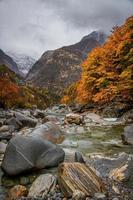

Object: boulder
[28,174,56,198]
[7,185,28,200]
[58,162,105,198]
[121,124,133,145]
[15,112,37,128]
[87,153,133,188]
[2,135,65,176]
[65,113,84,125]
[84,113,104,125]
[109,155,133,185]
[31,109,45,119]
[28,122,64,144]
[5,117,22,130]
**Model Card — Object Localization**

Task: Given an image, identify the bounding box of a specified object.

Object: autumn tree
[62,16,133,106]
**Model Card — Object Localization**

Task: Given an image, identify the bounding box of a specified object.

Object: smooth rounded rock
[2,135,65,176]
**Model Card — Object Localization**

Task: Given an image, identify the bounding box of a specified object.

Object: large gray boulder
[2,135,65,176]
[121,124,133,145]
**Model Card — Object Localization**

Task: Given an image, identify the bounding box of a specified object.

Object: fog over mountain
[0,0,133,58]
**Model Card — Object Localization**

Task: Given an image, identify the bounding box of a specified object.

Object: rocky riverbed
[0,105,133,200]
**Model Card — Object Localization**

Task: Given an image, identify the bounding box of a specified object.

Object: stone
[84,113,104,125]
[0,125,9,133]
[72,190,85,200]
[65,113,84,125]
[0,132,12,141]
[87,152,130,178]
[20,177,30,185]
[121,124,133,145]
[15,112,37,128]
[94,192,106,199]
[0,142,7,154]
[28,174,56,198]
[75,152,86,163]
[5,117,22,130]
[28,122,64,144]
[7,185,28,200]
[109,155,133,185]
[58,162,105,198]
[43,115,60,124]
[2,135,65,176]
[31,109,45,119]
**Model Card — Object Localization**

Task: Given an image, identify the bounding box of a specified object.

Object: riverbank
[0,105,132,200]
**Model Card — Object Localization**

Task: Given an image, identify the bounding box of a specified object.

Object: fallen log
[58,162,105,198]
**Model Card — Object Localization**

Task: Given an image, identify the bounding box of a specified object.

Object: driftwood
[58,162,105,197]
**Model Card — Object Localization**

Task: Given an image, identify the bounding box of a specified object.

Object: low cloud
[0,0,132,58]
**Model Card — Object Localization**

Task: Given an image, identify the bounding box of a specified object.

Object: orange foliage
[68,16,133,105]
[0,78,20,108]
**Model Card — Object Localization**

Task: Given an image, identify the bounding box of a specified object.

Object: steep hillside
[0,49,21,75]
[0,65,57,109]
[62,16,133,109]
[26,31,107,97]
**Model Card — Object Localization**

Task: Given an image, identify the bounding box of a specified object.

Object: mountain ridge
[0,49,21,76]
[26,31,107,97]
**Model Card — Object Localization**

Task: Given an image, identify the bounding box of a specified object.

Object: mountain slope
[26,31,107,96]
[0,49,21,75]
[7,52,36,76]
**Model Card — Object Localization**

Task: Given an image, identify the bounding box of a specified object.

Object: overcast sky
[0,0,133,59]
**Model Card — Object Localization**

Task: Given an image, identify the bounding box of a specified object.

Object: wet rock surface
[0,105,132,199]
[2,135,65,176]
[121,124,133,145]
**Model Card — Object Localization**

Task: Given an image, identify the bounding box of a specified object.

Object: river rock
[0,125,9,133]
[7,185,28,200]
[72,190,85,200]
[43,115,60,124]
[0,132,12,140]
[31,109,45,119]
[86,153,130,178]
[5,117,22,130]
[94,192,106,199]
[28,122,64,144]
[2,135,65,176]
[121,124,133,145]
[75,152,86,163]
[0,142,7,153]
[65,113,84,125]
[28,174,56,198]
[14,112,37,128]
[84,113,104,125]
[109,155,133,185]
[58,162,105,198]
